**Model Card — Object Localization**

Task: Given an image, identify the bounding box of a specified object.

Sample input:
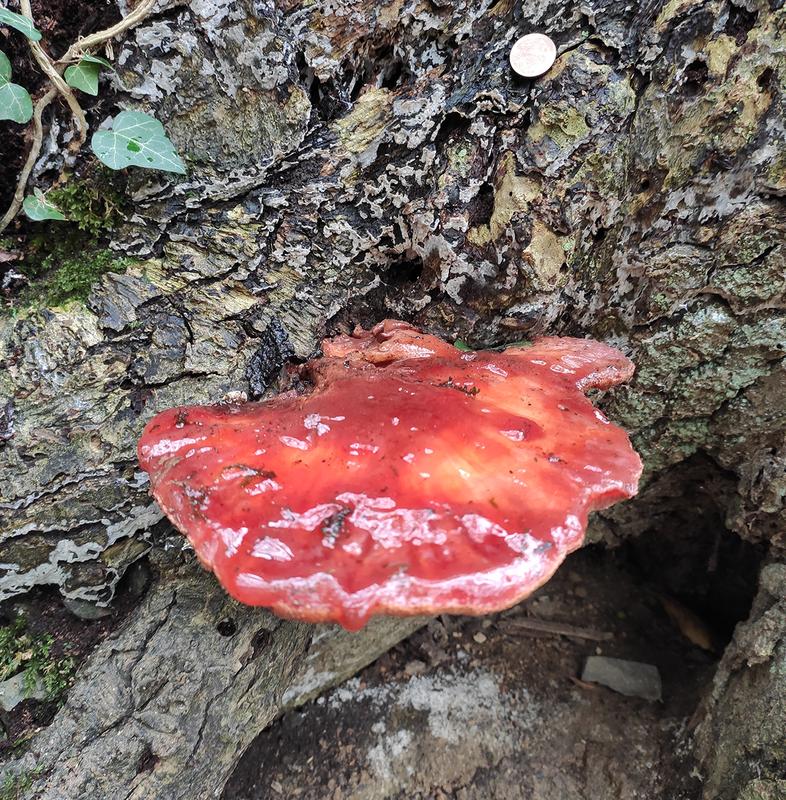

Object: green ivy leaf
[23,190,67,222]
[91,110,186,174]
[81,54,114,70]
[0,8,43,41]
[0,50,11,82]
[0,48,33,124]
[0,81,33,123]
[65,59,101,96]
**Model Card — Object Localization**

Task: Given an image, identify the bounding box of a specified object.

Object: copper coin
[509,33,557,78]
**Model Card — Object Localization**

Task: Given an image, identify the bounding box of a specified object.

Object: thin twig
[20,0,87,145]
[500,616,613,642]
[59,0,157,64]
[0,0,157,234]
[0,87,58,232]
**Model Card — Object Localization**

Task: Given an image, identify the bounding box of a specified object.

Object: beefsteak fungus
[138,321,642,630]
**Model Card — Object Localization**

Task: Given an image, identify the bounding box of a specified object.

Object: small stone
[581,656,662,701]
[0,672,46,712]
[63,597,113,621]
[271,780,283,794]
[473,632,487,644]
[404,659,427,676]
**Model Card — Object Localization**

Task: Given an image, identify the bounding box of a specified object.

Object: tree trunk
[1,550,425,798]
[695,562,786,800]
[0,0,784,796]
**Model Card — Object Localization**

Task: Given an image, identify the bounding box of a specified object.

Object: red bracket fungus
[138,320,642,631]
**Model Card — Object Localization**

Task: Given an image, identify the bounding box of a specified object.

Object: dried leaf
[658,594,716,652]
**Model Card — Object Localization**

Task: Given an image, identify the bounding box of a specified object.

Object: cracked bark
[0,0,784,796]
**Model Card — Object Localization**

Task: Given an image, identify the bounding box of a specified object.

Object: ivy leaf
[65,54,114,95]
[0,9,42,41]
[0,50,11,82]
[23,190,67,222]
[65,59,101,95]
[0,48,33,124]
[0,81,33,124]
[91,110,186,174]
[81,54,114,70]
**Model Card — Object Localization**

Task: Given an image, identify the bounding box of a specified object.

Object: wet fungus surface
[138,321,642,630]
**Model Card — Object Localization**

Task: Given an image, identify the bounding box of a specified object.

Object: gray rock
[0,672,46,712]
[62,598,113,621]
[581,656,662,702]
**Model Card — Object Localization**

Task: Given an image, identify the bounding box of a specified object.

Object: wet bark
[0,0,784,796]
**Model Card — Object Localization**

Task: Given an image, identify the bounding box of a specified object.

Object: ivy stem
[59,0,157,65]
[0,0,158,234]
[20,0,88,145]
[0,87,56,233]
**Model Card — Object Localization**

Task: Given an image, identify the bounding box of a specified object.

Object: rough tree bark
[0,0,784,797]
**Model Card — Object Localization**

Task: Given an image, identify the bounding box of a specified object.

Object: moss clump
[1,772,32,800]
[2,167,133,314]
[7,246,134,311]
[0,616,75,705]
[46,167,128,238]
[0,766,45,800]
[36,249,132,307]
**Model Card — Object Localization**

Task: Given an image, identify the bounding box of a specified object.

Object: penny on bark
[509,33,557,78]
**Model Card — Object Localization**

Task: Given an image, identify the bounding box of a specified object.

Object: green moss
[0,767,45,800]
[9,247,134,311]
[40,249,132,307]
[1,773,31,800]
[2,168,132,315]
[0,616,75,705]
[46,168,128,237]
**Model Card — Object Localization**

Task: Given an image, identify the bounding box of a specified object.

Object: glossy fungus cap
[138,320,642,630]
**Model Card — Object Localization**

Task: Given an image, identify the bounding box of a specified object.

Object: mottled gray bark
[696,563,786,800]
[0,550,425,798]
[0,0,784,796]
